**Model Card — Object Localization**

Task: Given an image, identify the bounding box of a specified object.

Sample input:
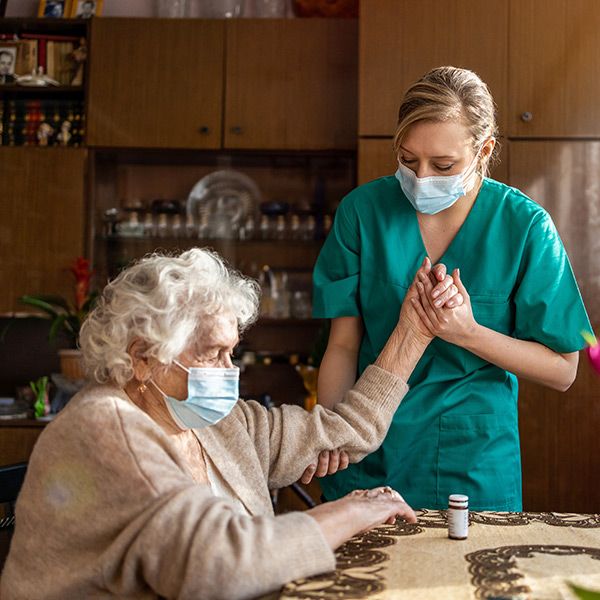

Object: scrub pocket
[470,296,512,335]
[437,413,520,510]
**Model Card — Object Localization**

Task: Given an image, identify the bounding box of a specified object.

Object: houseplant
[20,257,97,379]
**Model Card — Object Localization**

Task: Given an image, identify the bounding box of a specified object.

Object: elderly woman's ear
[128,338,152,382]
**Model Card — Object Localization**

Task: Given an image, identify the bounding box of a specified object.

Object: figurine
[70,38,87,86]
[37,122,55,146]
[57,120,72,146]
[17,66,59,87]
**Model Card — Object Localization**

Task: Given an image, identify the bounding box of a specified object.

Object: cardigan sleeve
[233,364,409,490]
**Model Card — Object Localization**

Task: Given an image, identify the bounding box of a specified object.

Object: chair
[0,462,27,571]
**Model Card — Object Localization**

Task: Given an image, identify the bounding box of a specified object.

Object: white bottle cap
[449,494,468,503]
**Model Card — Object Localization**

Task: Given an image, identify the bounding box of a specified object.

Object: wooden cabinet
[0,148,87,313]
[508,0,600,137]
[87,19,225,149]
[358,138,509,185]
[87,18,357,151]
[359,0,508,137]
[519,356,600,513]
[508,140,598,323]
[224,19,357,150]
[0,421,44,466]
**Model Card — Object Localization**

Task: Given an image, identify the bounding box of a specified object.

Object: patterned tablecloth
[278,510,600,599]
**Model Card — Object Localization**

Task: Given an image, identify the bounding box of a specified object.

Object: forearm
[317,344,359,409]
[461,324,578,391]
[375,325,429,381]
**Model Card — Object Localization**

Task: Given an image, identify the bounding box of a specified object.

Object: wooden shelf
[0,18,88,36]
[0,86,84,95]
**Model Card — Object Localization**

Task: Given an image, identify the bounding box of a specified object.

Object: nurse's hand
[427,262,464,309]
[300,448,350,484]
[400,258,463,343]
[412,268,476,345]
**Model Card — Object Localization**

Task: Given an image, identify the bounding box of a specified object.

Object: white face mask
[151,360,239,430]
[395,151,480,215]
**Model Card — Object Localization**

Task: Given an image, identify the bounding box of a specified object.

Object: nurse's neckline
[415,177,487,265]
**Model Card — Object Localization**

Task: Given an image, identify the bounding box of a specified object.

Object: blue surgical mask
[151,361,240,430]
[395,154,479,215]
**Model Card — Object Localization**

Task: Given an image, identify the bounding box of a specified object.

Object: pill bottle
[447,494,469,540]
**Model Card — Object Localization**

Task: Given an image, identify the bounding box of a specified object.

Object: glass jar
[156,0,189,17]
[188,0,242,18]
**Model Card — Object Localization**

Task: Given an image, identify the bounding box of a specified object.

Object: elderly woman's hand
[412,267,476,345]
[398,257,462,343]
[300,449,350,484]
[307,486,416,550]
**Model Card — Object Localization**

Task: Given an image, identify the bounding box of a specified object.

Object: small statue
[17,66,59,87]
[57,120,72,146]
[37,122,55,146]
[70,39,87,86]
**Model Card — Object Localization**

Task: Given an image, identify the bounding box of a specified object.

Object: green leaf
[568,582,600,599]
[19,295,63,319]
[49,314,68,341]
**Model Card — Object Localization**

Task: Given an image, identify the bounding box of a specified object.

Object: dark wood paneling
[520,353,600,512]
[0,148,86,313]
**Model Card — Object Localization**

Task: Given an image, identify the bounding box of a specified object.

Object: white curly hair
[79,248,260,386]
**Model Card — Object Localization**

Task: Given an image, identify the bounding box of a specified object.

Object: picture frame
[0,46,17,85]
[69,0,103,18]
[38,0,73,18]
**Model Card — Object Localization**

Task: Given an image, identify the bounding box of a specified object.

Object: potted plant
[20,257,97,380]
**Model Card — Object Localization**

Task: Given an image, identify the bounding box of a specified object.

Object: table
[278,510,600,599]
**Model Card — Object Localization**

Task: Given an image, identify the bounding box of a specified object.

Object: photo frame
[0,46,17,84]
[69,0,103,18]
[38,0,72,18]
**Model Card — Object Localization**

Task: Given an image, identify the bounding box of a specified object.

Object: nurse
[312,66,591,511]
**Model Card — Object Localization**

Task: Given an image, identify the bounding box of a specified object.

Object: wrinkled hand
[300,449,350,484]
[399,258,463,343]
[346,486,417,527]
[412,267,476,345]
[307,486,417,549]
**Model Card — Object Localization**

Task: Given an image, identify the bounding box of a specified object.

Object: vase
[58,349,85,381]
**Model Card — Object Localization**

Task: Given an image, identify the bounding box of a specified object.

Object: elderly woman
[1,248,459,599]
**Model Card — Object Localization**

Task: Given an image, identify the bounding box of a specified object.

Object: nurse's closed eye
[435,164,454,172]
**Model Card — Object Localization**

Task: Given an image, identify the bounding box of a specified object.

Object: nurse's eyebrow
[398,145,457,160]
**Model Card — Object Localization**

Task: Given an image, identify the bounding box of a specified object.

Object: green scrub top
[312,176,591,511]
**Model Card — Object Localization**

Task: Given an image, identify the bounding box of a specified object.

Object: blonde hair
[393,66,499,176]
[79,248,260,386]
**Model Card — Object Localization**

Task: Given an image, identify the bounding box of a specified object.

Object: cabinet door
[87,19,224,149]
[359,138,509,185]
[509,0,600,137]
[0,148,86,313]
[508,141,598,323]
[225,19,357,150]
[359,0,508,137]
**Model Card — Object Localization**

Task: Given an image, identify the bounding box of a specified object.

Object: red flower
[70,257,93,311]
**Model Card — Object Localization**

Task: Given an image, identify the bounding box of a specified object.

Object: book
[46,40,76,85]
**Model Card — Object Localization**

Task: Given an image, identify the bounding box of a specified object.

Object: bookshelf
[0,17,88,147]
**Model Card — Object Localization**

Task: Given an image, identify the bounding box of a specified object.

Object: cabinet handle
[230,126,243,135]
[198,126,210,135]
[520,111,533,123]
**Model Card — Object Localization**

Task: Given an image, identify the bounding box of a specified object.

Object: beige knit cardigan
[1,365,408,599]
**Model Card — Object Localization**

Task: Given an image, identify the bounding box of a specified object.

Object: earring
[137,381,148,394]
